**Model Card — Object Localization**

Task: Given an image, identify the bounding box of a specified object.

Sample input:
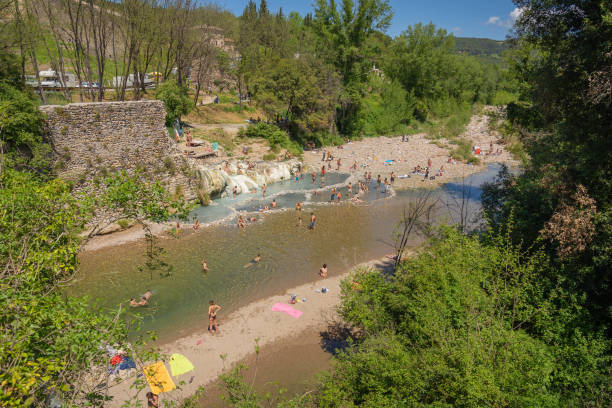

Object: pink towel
[272,303,303,318]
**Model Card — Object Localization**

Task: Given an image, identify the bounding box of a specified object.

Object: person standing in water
[310,213,316,230]
[337,158,341,171]
[208,300,221,334]
[262,184,267,197]
[347,182,353,196]
[311,171,317,184]
[319,264,328,278]
[201,259,209,273]
[377,175,382,190]
[232,185,237,199]
[271,199,277,208]
[321,165,326,177]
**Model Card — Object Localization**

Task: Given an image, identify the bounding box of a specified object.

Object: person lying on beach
[319,264,328,278]
[244,254,261,268]
[202,259,209,273]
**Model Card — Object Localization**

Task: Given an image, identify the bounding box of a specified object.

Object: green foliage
[314,228,610,407]
[155,80,193,126]
[241,123,302,158]
[0,53,49,172]
[454,37,509,57]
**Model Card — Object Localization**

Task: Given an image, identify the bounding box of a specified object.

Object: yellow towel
[169,353,194,377]
[143,361,176,394]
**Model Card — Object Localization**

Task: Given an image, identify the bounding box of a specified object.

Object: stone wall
[40,100,197,200]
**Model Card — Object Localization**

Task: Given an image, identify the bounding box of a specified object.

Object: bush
[263,152,277,161]
[241,123,303,158]
[450,139,473,161]
[155,80,193,126]
[117,219,130,229]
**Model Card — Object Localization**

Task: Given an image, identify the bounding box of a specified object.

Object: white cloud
[486,16,501,25]
[486,7,524,28]
[509,7,524,22]
[451,26,463,35]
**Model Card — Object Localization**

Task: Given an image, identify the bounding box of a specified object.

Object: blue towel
[119,357,136,370]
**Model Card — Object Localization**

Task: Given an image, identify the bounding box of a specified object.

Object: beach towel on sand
[272,303,303,318]
[169,353,194,377]
[144,361,176,394]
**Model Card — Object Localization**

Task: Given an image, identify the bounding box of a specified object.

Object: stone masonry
[40,100,197,201]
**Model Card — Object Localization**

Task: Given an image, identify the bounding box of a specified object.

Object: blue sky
[216,0,520,40]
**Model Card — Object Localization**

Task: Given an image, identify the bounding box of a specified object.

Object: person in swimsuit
[232,185,238,198]
[337,158,341,170]
[347,182,352,196]
[319,264,328,278]
[312,172,316,184]
[377,175,382,190]
[208,300,221,334]
[146,391,159,408]
[271,199,277,208]
[321,165,325,176]
[310,213,316,230]
[130,298,140,307]
[390,172,396,184]
[262,184,267,197]
[202,259,209,273]
[337,191,342,202]
[143,290,152,301]
[193,218,200,229]
[244,254,261,268]
[298,216,302,226]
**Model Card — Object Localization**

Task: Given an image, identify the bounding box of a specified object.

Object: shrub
[242,123,303,158]
[155,80,193,126]
[263,152,277,161]
[117,219,130,229]
[450,139,473,161]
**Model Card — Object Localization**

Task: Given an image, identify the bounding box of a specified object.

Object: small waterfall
[227,174,258,194]
[196,159,301,198]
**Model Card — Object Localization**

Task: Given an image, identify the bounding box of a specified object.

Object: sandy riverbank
[104,256,395,407]
[303,113,519,190]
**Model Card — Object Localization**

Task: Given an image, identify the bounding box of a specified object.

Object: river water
[70,165,502,343]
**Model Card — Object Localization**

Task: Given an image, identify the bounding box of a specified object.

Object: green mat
[168,353,194,377]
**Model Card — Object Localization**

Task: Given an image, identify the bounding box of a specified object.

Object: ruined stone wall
[40,100,197,200]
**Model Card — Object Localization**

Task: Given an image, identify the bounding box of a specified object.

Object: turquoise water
[71,165,503,342]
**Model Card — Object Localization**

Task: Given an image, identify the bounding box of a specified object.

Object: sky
[216,0,520,40]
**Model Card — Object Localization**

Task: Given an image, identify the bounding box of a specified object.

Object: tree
[312,0,393,136]
[155,79,193,125]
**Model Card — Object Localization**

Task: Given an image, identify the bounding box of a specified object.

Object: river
[70,164,502,344]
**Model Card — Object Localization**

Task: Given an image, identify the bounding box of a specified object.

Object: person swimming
[244,254,261,268]
[202,259,209,273]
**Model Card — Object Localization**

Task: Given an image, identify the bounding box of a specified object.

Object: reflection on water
[71,165,504,343]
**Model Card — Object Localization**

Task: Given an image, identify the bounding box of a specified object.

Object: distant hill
[454,37,509,57]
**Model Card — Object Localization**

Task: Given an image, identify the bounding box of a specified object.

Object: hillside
[454,37,509,57]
